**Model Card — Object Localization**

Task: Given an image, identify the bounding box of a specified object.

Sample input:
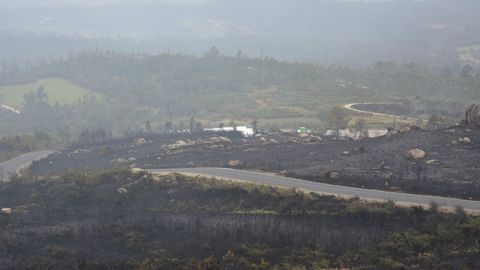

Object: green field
[0,78,102,108]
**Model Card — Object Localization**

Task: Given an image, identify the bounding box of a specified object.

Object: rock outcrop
[465,104,480,127]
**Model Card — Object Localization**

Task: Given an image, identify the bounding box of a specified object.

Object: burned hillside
[31,125,480,199]
[1,170,478,269]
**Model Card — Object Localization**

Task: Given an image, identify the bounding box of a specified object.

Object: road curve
[0,104,21,114]
[149,167,480,212]
[343,102,427,123]
[0,150,54,181]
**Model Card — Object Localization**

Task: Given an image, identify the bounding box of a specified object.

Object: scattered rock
[407,149,426,159]
[384,173,394,181]
[385,126,418,138]
[327,171,340,179]
[408,125,421,131]
[208,136,232,144]
[131,168,143,173]
[385,129,399,138]
[71,149,88,155]
[167,140,196,150]
[134,138,147,145]
[111,158,128,164]
[228,160,243,167]
[355,146,366,154]
[1,208,12,215]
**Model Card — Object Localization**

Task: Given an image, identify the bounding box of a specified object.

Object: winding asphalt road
[150,167,480,212]
[2,151,479,211]
[0,150,54,181]
[0,104,21,114]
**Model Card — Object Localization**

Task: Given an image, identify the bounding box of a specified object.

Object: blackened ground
[31,126,480,199]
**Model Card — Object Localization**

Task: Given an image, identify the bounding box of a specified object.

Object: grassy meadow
[0,78,102,108]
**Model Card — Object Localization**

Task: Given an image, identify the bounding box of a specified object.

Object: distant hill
[1,0,480,66]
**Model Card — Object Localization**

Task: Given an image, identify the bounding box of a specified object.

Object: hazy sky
[1,0,398,8]
[0,0,214,8]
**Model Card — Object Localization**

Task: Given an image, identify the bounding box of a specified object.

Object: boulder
[228,160,243,167]
[117,188,128,194]
[458,137,471,144]
[407,149,426,159]
[425,159,438,165]
[208,136,232,144]
[210,137,222,143]
[269,139,279,144]
[1,208,12,215]
[384,128,399,138]
[465,104,480,127]
[167,140,194,150]
[218,136,232,144]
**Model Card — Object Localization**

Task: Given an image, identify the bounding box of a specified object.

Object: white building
[324,129,388,139]
[204,126,255,137]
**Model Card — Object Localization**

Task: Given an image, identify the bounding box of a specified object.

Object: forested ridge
[0,169,478,269]
[0,51,479,139]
